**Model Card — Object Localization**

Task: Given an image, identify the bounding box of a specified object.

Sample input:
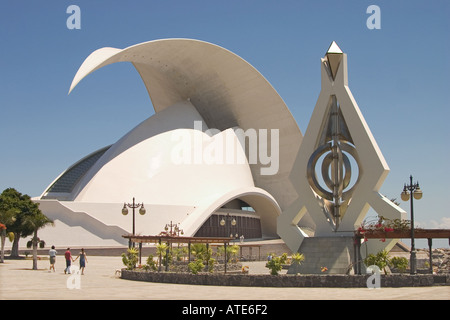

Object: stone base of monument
[288,237,356,275]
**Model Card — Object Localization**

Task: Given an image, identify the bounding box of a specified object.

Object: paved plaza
[1,255,449,300]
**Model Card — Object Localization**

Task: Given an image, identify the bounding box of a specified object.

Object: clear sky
[1,1,449,247]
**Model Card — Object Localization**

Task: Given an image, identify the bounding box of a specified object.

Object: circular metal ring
[307,141,362,201]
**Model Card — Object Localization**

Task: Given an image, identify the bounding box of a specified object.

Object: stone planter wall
[121,269,450,288]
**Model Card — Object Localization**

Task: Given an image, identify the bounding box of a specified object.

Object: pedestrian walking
[64,248,74,274]
[74,248,88,275]
[49,245,57,272]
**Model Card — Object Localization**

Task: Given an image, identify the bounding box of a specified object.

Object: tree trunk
[32,230,38,270]
[0,229,5,263]
[10,233,20,257]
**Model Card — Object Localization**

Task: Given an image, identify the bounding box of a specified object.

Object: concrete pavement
[1,256,449,300]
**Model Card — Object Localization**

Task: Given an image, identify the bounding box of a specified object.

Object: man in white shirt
[49,245,57,272]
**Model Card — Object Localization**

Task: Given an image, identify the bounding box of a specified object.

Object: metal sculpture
[306,94,361,231]
[278,42,406,255]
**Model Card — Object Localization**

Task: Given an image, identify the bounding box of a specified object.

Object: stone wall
[121,270,450,288]
[418,248,450,274]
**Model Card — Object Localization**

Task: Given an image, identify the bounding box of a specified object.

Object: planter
[121,269,450,288]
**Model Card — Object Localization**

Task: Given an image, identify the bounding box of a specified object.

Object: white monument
[278,42,406,274]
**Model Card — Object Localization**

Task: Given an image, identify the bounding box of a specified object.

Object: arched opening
[194,199,262,239]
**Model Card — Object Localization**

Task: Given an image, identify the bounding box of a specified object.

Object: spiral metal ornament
[306,95,362,231]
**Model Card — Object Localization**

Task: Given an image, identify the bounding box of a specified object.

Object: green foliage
[265,253,288,275]
[1,188,53,266]
[0,187,53,262]
[188,243,216,273]
[191,243,210,261]
[0,188,44,237]
[390,256,408,273]
[228,245,239,263]
[122,248,138,270]
[0,207,16,231]
[365,249,410,274]
[217,244,239,263]
[156,242,173,266]
[364,249,390,274]
[188,259,205,274]
[143,254,158,271]
[156,242,168,256]
[291,253,305,265]
[207,258,216,273]
[173,246,188,261]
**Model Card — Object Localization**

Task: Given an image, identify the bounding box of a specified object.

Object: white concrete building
[34,39,305,247]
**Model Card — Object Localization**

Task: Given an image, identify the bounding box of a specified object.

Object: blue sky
[1,1,449,247]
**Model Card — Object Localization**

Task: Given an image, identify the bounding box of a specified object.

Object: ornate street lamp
[164,221,184,236]
[220,214,237,238]
[220,213,238,273]
[122,197,146,248]
[401,175,423,274]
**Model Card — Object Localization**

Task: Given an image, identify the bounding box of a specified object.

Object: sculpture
[278,42,406,270]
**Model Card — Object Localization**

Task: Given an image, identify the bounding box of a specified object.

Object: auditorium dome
[35,39,303,246]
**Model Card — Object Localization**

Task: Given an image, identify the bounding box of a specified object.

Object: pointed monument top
[325,41,343,80]
[327,41,343,54]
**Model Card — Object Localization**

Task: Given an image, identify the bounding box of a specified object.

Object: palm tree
[0,209,16,263]
[22,212,54,270]
[0,187,44,258]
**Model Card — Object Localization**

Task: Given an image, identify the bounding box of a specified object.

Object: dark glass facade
[194,213,262,239]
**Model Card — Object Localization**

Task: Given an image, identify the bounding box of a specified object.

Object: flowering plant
[0,223,6,230]
[358,216,411,233]
[241,265,249,273]
[356,216,415,242]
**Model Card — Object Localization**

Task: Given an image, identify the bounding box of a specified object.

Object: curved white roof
[36,39,306,243]
[69,38,303,209]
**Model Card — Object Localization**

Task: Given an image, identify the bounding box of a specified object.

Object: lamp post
[401,175,423,275]
[162,221,184,271]
[122,197,146,248]
[220,213,237,238]
[220,214,238,273]
[165,221,184,236]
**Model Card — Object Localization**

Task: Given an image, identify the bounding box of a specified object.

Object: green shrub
[156,242,173,267]
[364,249,390,274]
[390,256,408,273]
[216,244,239,263]
[143,254,158,271]
[189,243,216,273]
[173,247,188,261]
[291,253,305,264]
[122,248,138,270]
[265,253,288,275]
[188,259,205,274]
